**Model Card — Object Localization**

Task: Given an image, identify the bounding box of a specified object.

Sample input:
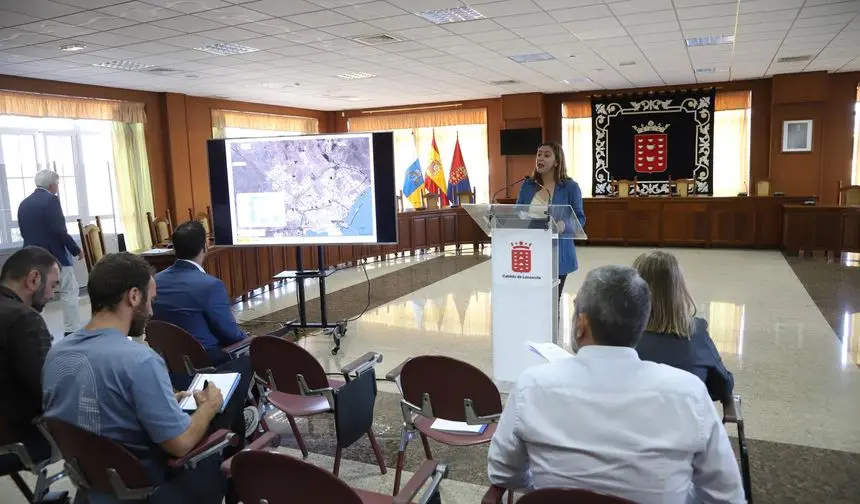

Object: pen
[203,380,209,390]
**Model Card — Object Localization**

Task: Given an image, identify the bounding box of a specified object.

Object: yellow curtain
[348,108,487,132]
[562,118,593,196]
[112,122,154,251]
[562,101,590,119]
[0,91,146,123]
[211,109,318,137]
[715,91,751,111]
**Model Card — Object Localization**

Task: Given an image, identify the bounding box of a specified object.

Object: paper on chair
[527,340,573,363]
[179,373,240,413]
[430,419,487,435]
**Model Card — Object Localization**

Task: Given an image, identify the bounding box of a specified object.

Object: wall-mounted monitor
[207,132,397,246]
[500,127,542,155]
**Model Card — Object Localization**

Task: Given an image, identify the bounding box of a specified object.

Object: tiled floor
[8,246,860,502]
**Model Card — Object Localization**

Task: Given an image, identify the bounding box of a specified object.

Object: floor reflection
[840,312,860,368]
[361,290,492,336]
[703,301,746,359]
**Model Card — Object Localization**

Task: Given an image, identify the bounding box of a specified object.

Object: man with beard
[42,252,241,504]
[0,246,60,468]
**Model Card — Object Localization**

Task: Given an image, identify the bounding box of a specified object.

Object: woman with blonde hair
[633,250,734,401]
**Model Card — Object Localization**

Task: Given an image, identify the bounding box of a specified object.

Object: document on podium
[179,373,240,413]
[527,340,573,363]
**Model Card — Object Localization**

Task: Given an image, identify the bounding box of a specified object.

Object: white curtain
[562,118,594,197]
[712,109,751,196]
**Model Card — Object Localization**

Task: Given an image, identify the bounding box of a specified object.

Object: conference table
[782,204,860,256]
[140,195,816,302]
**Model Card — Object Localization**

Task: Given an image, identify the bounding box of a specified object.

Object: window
[392,125,490,205]
[562,93,752,197]
[0,115,121,246]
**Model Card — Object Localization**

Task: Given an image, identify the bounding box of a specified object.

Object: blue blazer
[515,178,586,275]
[152,261,247,353]
[17,188,80,266]
[636,317,735,401]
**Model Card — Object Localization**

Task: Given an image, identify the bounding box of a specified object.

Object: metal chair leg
[419,432,433,459]
[11,472,34,502]
[285,415,308,458]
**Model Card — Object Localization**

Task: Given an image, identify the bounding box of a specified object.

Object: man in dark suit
[17,170,82,335]
[0,246,60,473]
[152,221,248,365]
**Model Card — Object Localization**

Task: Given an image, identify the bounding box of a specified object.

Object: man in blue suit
[152,220,248,365]
[17,170,82,335]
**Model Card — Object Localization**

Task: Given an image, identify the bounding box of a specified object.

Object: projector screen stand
[275,246,346,355]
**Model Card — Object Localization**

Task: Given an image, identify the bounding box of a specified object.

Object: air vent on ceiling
[489,79,520,85]
[777,55,812,63]
[618,61,636,66]
[353,33,403,46]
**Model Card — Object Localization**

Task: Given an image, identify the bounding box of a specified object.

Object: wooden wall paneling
[411,216,427,250]
[769,103,824,197]
[709,200,755,246]
[624,202,662,244]
[398,215,411,253]
[442,212,457,245]
[821,73,859,205]
[661,202,708,244]
[426,214,442,248]
[582,200,626,243]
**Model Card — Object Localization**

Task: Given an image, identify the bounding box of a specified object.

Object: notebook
[430,419,487,435]
[527,340,573,363]
[179,373,241,413]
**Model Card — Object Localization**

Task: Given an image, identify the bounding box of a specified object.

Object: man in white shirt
[488,265,744,504]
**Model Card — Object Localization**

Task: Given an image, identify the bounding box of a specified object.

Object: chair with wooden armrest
[456,187,477,206]
[612,179,636,198]
[722,394,752,504]
[424,192,440,210]
[838,180,860,206]
[77,217,106,272]
[144,320,250,375]
[672,178,696,197]
[754,179,770,197]
[219,431,281,477]
[0,416,68,503]
[232,449,447,504]
[386,355,506,498]
[249,336,386,476]
[147,210,173,247]
[40,418,237,502]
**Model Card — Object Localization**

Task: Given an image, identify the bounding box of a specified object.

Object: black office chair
[0,416,68,503]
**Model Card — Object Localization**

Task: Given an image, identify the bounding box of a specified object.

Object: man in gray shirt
[43,253,228,503]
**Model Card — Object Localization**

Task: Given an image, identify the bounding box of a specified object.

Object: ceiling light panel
[92,59,155,71]
[194,42,260,56]
[685,35,735,47]
[420,6,485,25]
[508,53,555,63]
[336,71,376,80]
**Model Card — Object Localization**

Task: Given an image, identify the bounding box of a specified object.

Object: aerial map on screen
[225,134,376,244]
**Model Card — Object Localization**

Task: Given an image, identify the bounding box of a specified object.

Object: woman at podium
[516,142,585,295]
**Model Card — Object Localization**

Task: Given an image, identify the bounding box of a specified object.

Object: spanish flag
[424,131,449,207]
[401,131,424,209]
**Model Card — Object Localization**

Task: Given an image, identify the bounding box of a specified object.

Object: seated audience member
[0,247,60,467]
[153,220,248,365]
[633,250,735,401]
[487,265,744,504]
[42,252,249,504]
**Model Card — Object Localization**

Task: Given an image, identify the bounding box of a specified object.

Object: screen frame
[207,131,397,247]
[500,127,543,155]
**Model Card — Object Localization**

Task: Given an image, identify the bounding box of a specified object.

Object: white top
[487,346,745,504]
[179,259,205,273]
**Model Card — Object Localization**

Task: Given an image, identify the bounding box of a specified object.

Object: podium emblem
[633,121,669,174]
[511,242,532,273]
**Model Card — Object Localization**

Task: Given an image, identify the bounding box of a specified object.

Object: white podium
[463,204,586,391]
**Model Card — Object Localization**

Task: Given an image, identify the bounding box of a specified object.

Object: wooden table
[583,195,815,248]
[782,204,860,256]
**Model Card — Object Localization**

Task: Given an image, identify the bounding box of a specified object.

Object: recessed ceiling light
[509,53,555,63]
[420,6,484,25]
[59,43,87,52]
[489,79,521,85]
[777,55,812,63]
[685,35,734,47]
[91,60,156,72]
[618,61,636,66]
[336,71,376,80]
[194,42,259,56]
[561,78,592,85]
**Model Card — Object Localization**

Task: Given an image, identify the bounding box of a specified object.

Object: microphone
[491,176,528,203]
[533,179,552,205]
